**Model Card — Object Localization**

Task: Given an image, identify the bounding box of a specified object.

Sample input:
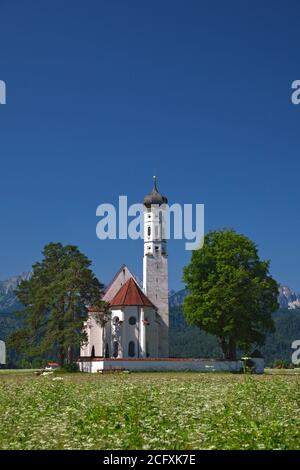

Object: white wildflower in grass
[0,371,299,449]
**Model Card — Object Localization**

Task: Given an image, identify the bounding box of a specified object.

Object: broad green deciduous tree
[183,229,279,360]
[9,243,105,366]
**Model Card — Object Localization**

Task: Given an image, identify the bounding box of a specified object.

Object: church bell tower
[143,177,169,357]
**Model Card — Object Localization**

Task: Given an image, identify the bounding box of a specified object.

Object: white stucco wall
[109,305,158,359]
[143,203,169,359]
[79,359,244,373]
[80,321,89,357]
[80,315,104,357]
[143,306,158,358]
[123,306,139,358]
[110,308,123,358]
[90,316,103,356]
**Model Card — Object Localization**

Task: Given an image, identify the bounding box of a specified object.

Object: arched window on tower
[128,341,135,357]
[148,226,151,237]
[91,345,95,358]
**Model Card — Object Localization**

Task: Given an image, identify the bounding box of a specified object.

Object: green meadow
[0,370,299,450]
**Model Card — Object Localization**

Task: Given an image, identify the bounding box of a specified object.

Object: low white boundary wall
[78,358,245,373]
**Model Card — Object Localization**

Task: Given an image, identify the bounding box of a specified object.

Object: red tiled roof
[110,278,156,308]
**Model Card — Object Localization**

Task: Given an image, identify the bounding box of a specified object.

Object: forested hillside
[170,304,300,365]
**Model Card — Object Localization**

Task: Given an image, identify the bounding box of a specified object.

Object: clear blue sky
[0,0,300,292]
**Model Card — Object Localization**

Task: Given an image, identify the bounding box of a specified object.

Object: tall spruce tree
[183,229,279,360]
[9,243,105,366]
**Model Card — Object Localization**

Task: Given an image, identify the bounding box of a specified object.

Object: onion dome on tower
[143,176,168,208]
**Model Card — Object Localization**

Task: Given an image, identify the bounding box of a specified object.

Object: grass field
[0,370,299,450]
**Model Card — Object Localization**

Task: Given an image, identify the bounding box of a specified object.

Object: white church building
[80,178,169,366]
[79,178,249,373]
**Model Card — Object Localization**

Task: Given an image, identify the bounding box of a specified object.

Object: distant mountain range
[169,286,300,310]
[0,272,31,312]
[278,286,300,310]
[1,273,300,313]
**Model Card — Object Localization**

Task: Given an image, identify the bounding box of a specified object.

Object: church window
[155,226,158,237]
[91,345,95,358]
[112,316,119,325]
[113,341,119,358]
[105,343,110,358]
[129,316,136,325]
[148,226,151,237]
[128,341,135,357]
